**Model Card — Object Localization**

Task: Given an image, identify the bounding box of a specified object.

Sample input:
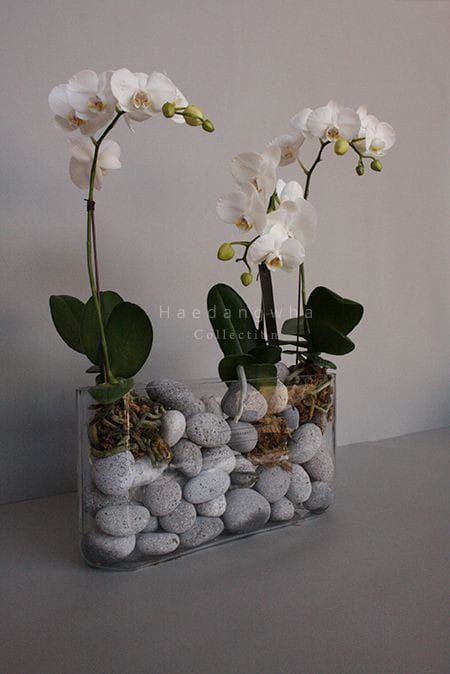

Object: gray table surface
[1,427,449,674]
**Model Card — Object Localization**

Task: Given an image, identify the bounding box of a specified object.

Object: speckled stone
[179,517,224,548]
[137,532,180,555]
[160,410,186,447]
[95,504,150,536]
[159,500,197,534]
[275,361,290,383]
[279,406,300,432]
[230,455,257,487]
[184,470,230,504]
[303,446,335,482]
[180,399,206,417]
[201,446,236,473]
[286,464,312,505]
[146,379,196,414]
[270,497,295,521]
[266,380,289,414]
[92,451,135,496]
[288,423,323,464]
[172,439,203,477]
[227,420,258,453]
[195,495,227,517]
[221,383,268,422]
[303,481,334,511]
[186,412,231,448]
[223,488,271,534]
[142,475,182,516]
[201,395,224,417]
[255,466,291,503]
[141,515,159,532]
[83,484,129,516]
[82,530,135,564]
[132,457,167,488]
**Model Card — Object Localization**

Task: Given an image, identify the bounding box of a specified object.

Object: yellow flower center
[267,256,283,270]
[132,90,152,109]
[235,217,252,232]
[88,97,106,113]
[326,126,340,141]
[67,112,86,128]
[283,148,295,161]
[370,140,385,154]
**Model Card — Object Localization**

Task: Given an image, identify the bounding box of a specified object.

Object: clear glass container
[78,372,336,571]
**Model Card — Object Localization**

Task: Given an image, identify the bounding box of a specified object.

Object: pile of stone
[82,375,334,567]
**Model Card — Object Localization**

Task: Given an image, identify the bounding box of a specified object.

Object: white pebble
[196,495,227,517]
[270,497,295,521]
[202,446,236,473]
[143,475,182,516]
[160,410,186,447]
[95,504,150,536]
[286,464,312,505]
[92,451,135,496]
[137,532,180,555]
[183,470,230,504]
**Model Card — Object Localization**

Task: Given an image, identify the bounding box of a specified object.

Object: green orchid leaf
[89,378,134,404]
[281,317,307,337]
[49,295,85,353]
[106,302,153,378]
[218,354,257,383]
[307,286,364,336]
[248,345,282,364]
[309,321,355,355]
[207,283,264,357]
[306,355,337,370]
[245,362,278,390]
[80,291,123,365]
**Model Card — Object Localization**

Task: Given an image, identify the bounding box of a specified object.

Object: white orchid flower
[290,108,313,138]
[275,180,317,247]
[363,117,396,157]
[248,222,305,271]
[110,69,177,121]
[269,132,304,166]
[217,183,267,233]
[306,100,360,142]
[356,104,379,137]
[49,70,115,135]
[69,138,121,190]
[230,146,281,202]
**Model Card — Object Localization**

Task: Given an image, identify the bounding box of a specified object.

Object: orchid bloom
[69,138,121,190]
[230,146,281,202]
[303,100,360,142]
[216,183,267,233]
[269,132,304,166]
[290,108,313,138]
[275,179,318,247]
[110,69,178,122]
[363,117,396,157]
[248,222,305,271]
[49,70,115,135]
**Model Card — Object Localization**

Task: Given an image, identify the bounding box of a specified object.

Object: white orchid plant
[210,99,395,384]
[49,68,214,404]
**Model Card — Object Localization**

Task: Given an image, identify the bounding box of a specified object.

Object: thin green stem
[86,110,125,384]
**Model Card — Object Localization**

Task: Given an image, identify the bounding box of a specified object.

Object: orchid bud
[370,159,382,172]
[184,105,204,127]
[334,139,349,156]
[202,119,215,133]
[162,102,176,118]
[356,163,365,176]
[217,243,235,261]
[240,272,253,286]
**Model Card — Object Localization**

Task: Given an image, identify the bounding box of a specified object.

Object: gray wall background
[1,0,449,504]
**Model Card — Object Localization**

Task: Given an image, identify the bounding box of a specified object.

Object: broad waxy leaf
[80,291,123,365]
[248,345,282,364]
[49,295,84,353]
[218,354,257,383]
[281,317,307,337]
[245,362,277,390]
[207,284,264,357]
[309,322,355,355]
[106,302,153,378]
[89,378,134,404]
[307,286,363,336]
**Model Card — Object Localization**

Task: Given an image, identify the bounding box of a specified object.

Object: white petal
[336,107,361,141]
[306,104,334,138]
[110,69,139,108]
[276,179,286,196]
[69,137,93,162]
[99,140,121,169]
[68,69,99,93]
[49,85,72,117]
[284,199,317,247]
[263,144,281,168]
[171,88,188,123]
[269,133,304,166]
[146,71,177,111]
[243,183,268,234]
[230,152,265,184]
[378,122,395,150]
[290,108,312,136]
[280,180,304,202]
[279,237,305,270]
[326,100,341,125]
[54,116,75,131]
[216,190,249,223]
[248,234,276,265]
[69,157,90,189]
